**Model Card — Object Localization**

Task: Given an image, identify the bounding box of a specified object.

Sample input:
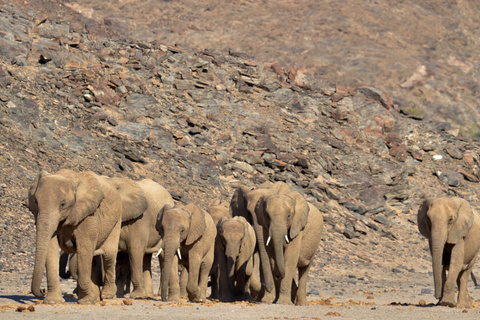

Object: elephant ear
[230,185,253,221]
[236,216,255,254]
[417,198,432,238]
[28,170,49,215]
[447,198,474,244]
[64,172,104,226]
[289,191,309,240]
[185,203,207,245]
[111,178,148,222]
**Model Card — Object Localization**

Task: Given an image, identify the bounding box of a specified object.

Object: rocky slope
[64,0,480,134]
[1,0,480,300]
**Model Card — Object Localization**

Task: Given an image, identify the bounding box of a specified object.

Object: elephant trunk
[254,224,274,292]
[161,236,180,301]
[271,225,286,279]
[225,243,240,293]
[31,214,56,297]
[431,226,447,299]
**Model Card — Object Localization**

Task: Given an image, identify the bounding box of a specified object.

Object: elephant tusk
[266,236,271,246]
[155,248,163,258]
[177,248,182,260]
[285,235,290,244]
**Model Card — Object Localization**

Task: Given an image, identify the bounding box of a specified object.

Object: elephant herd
[28,169,480,308]
[27,169,323,305]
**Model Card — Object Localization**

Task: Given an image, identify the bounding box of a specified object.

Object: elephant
[216,215,261,302]
[28,169,124,304]
[112,177,174,299]
[417,197,480,308]
[230,181,291,296]
[157,202,216,302]
[253,191,324,305]
[206,200,231,300]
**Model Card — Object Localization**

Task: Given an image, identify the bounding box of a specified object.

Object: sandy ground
[2,268,480,319]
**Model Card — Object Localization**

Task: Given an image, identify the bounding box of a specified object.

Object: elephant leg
[276,240,300,305]
[235,263,248,300]
[186,255,202,302]
[295,264,311,306]
[44,236,65,304]
[249,253,262,301]
[179,266,188,298]
[143,253,154,298]
[128,249,147,299]
[198,249,215,302]
[440,242,464,307]
[76,243,99,304]
[101,251,117,299]
[100,224,120,300]
[457,267,474,308]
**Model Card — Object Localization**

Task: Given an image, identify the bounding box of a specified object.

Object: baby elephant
[417,197,480,308]
[216,216,260,302]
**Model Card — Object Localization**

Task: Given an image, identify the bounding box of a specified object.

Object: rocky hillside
[64,0,480,134]
[1,0,480,294]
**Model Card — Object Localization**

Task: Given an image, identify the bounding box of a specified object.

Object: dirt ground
[2,260,480,319]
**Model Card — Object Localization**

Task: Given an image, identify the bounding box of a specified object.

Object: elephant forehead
[222,220,243,233]
[163,208,189,224]
[36,175,74,197]
[265,195,294,212]
[428,198,457,216]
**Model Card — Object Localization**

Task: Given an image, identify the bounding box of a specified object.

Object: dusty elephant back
[137,178,174,214]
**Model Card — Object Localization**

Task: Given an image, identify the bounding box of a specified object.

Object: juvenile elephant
[207,200,231,300]
[216,216,260,302]
[28,169,123,304]
[157,202,216,302]
[254,191,324,305]
[418,197,480,308]
[230,181,290,295]
[113,177,174,299]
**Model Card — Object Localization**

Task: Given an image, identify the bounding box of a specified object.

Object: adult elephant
[230,182,290,296]
[216,215,260,302]
[254,191,324,305]
[28,169,124,304]
[112,177,174,299]
[417,197,480,308]
[157,202,216,302]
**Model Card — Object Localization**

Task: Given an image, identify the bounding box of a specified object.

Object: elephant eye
[448,216,454,223]
[60,200,67,208]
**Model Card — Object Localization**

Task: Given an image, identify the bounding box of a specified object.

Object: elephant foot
[101,292,116,300]
[439,297,456,308]
[190,296,206,303]
[129,289,147,299]
[78,287,100,305]
[276,295,294,305]
[77,295,99,305]
[101,285,117,300]
[44,293,65,305]
[295,296,308,306]
[457,296,474,309]
[167,294,180,302]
